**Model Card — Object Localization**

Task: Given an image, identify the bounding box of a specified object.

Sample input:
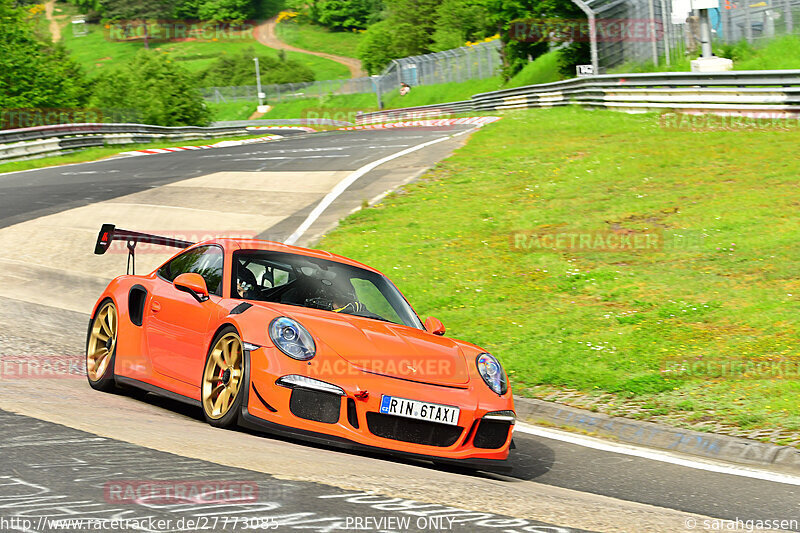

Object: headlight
[476,353,508,395]
[269,317,316,360]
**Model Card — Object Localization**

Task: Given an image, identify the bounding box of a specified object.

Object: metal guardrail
[355,101,475,124]
[0,122,247,145]
[211,118,351,127]
[355,70,800,124]
[0,123,251,163]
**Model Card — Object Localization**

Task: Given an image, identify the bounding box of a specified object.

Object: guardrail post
[785,0,794,33]
[571,0,599,74]
[745,3,754,41]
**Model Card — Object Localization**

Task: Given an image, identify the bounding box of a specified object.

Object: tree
[356,0,439,73]
[482,0,588,79]
[0,0,88,112]
[196,47,315,86]
[196,0,254,23]
[89,50,211,126]
[313,0,382,30]
[102,0,177,48]
[356,19,399,74]
[431,0,494,52]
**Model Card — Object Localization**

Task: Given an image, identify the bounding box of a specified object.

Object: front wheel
[86,299,118,392]
[202,327,245,428]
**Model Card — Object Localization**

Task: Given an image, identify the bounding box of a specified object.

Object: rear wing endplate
[94,224,194,274]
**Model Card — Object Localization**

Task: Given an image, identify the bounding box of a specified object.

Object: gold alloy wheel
[87,301,117,381]
[202,333,243,419]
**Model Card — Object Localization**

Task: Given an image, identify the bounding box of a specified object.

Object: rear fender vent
[128,285,147,327]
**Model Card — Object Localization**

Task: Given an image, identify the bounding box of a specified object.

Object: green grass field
[505,50,562,87]
[318,106,800,439]
[60,21,350,80]
[275,22,364,59]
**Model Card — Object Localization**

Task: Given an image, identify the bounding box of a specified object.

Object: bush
[431,0,494,52]
[357,19,402,75]
[196,0,254,22]
[0,0,88,111]
[557,41,591,78]
[195,47,316,86]
[314,0,382,30]
[714,40,756,62]
[89,50,211,126]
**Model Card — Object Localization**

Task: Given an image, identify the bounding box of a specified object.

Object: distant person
[399,82,411,96]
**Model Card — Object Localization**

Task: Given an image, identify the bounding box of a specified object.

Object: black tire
[201,325,245,428]
[86,298,118,392]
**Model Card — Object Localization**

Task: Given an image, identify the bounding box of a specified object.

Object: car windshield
[231,250,423,329]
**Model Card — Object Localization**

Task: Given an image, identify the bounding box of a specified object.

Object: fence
[378,40,502,91]
[202,78,377,104]
[578,0,800,71]
[201,40,502,104]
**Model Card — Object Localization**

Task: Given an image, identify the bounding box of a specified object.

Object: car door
[145,245,225,386]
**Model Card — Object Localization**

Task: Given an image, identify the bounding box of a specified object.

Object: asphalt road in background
[0,127,798,533]
[0,127,459,230]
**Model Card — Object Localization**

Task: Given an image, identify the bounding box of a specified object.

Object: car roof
[198,238,382,274]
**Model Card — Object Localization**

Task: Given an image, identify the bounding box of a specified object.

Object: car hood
[278,307,471,387]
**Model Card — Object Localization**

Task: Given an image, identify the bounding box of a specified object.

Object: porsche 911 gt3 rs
[87,224,515,471]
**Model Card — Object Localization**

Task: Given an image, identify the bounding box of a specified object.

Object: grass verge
[60,21,350,80]
[505,50,562,87]
[610,35,800,73]
[275,22,364,58]
[0,133,284,174]
[318,106,800,439]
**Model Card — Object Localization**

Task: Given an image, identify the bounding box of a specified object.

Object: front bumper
[240,347,515,472]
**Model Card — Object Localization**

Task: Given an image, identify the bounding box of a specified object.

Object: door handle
[151,300,161,313]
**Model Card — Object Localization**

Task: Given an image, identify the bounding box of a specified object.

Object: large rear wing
[94,224,194,274]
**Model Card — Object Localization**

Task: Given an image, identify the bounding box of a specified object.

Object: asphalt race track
[0,126,798,533]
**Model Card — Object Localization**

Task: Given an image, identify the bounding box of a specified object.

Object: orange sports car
[88,224,515,471]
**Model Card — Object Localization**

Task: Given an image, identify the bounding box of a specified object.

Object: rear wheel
[202,327,245,428]
[86,299,118,392]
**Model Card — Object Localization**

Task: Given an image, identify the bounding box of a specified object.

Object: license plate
[379,395,460,426]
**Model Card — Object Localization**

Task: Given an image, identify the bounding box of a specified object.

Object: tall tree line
[286,0,590,78]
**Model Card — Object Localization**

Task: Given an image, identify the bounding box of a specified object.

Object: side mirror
[174,273,209,303]
[424,316,446,336]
